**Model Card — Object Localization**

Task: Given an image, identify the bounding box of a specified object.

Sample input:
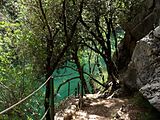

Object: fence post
[81,79,83,98]
[77,82,80,98]
[75,88,77,97]
[79,80,84,109]
[68,82,70,97]
[50,77,54,120]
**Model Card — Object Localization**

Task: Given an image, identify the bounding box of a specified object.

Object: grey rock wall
[114,0,160,112]
[123,26,160,111]
[115,0,160,70]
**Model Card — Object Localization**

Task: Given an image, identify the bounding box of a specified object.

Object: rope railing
[0,76,52,115]
[40,107,50,120]
[1,73,82,119]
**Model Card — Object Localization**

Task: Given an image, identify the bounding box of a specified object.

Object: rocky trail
[55,92,160,120]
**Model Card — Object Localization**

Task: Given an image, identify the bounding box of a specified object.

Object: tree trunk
[88,51,95,93]
[45,37,53,120]
[45,67,51,120]
[73,48,90,94]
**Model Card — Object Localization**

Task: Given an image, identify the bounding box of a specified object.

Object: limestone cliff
[115,1,160,111]
[116,0,160,70]
[121,26,160,111]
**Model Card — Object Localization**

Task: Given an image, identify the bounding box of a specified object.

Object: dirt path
[55,93,159,120]
[72,94,138,120]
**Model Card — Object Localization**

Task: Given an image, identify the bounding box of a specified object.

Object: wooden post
[50,77,54,120]
[68,82,70,97]
[77,82,80,98]
[79,80,84,109]
[75,88,77,97]
[81,79,83,98]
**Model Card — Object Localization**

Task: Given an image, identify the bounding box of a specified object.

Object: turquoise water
[52,29,125,104]
[53,62,81,104]
[53,59,107,105]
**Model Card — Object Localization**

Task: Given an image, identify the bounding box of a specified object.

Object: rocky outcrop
[122,26,160,111]
[115,0,160,70]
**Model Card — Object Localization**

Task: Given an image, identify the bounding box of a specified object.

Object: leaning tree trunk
[73,48,90,95]
[88,51,96,93]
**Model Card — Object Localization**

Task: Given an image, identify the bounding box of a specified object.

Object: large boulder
[115,0,160,70]
[122,26,160,111]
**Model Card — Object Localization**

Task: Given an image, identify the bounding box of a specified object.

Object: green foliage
[114,0,145,23]
[0,0,144,119]
[0,3,46,119]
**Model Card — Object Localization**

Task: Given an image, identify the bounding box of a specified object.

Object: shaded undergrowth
[129,92,160,120]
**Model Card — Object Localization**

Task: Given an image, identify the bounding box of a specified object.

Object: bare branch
[62,65,106,88]
[55,76,80,95]
[81,42,103,56]
[38,0,52,39]
[62,0,68,39]
[83,71,106,88]
[79,16,107,51]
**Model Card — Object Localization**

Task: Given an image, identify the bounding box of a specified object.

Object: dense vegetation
[0,0,143,119]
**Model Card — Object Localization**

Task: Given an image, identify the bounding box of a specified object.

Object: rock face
[123,26,160,111]
[115,0,160,70]
[114,0,160,112]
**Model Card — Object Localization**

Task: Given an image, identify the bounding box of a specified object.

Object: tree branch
[69,0,84,40]
[55,76,80,95]
[81,42,103,56]
[38,0,52,39]
[83,71,106,88]
[94,10,104,41]
[62,65,106,88]
[79,15,107,52]
[110,19,118,58]
[62,0,68,39]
